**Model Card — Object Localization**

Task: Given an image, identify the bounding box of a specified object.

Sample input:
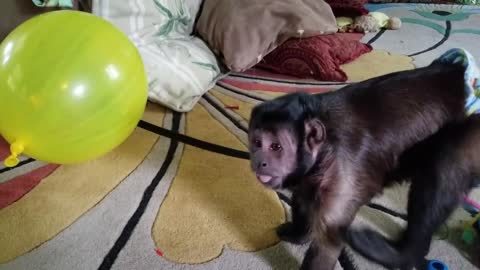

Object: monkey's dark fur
[248,61,471,270]
[347,114,480,270]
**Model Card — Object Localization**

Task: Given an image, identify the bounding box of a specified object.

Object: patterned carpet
[1,3,480,270]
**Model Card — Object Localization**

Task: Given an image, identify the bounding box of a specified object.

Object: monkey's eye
[253,139,262,148]
[270,143,282,152]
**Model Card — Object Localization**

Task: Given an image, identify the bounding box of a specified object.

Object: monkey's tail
[347,229,415,269]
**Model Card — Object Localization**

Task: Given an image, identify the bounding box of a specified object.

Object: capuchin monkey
[347,114,480,270]
[248,59,471,270]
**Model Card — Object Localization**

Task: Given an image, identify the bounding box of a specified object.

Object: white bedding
[92,0,225,112]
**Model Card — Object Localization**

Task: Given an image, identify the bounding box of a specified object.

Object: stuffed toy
[336,12,401,33]
[32,0,73,8]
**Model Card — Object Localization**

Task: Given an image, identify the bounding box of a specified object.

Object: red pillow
[255,34,372,82]
[325,0,369,17]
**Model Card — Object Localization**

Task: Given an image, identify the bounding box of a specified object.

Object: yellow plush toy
[336,17,354,33]
[370,12,402,30]
[336,12,401,33]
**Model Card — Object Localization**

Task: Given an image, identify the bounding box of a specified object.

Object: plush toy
[461,196,480,245]
[462,213,480,245]
[336,12,401,33]
[353,14,380,33]
[370,12,402,30]
[336,17,354,33]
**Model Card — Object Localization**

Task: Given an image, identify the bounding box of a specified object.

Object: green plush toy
[458,0,480,4]
[462,213,480,245]
[32,0,73,8]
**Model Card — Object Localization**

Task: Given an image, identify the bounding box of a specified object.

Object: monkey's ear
[304,118,325,153]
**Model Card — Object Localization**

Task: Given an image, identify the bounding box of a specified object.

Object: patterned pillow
[93,0,224,112]
[256,34,373,82]
[325,0,369,17]
[93,0,203,38]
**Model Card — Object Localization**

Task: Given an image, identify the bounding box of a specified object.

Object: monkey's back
[328,62,468,162]
[444,115,480,187]
[394,114,480,188]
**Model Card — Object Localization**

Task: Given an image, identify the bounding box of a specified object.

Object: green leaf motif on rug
[410,5,474,21]
[412,10,473,21]
[451,28,480,35]
[401,18,480,36]
[153,0,192,37]
[401,18,446,34]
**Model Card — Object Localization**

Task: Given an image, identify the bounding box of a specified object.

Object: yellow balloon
[0,11,148,167]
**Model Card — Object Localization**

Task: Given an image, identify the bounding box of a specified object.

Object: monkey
[346,114,480,270]
[248,49,476,270]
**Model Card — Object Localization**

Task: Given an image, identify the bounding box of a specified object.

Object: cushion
[135,36,224,112]
[94,0,201,38]
[325,0,369,17]
[195,0,338,73]
[255,34,373,82]
[93,0,224,112]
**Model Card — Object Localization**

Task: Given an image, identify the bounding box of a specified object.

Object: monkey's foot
[276,222,310,244]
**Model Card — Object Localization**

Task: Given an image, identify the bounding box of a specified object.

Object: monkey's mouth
[256,174,273,183]
[256,174,284,189]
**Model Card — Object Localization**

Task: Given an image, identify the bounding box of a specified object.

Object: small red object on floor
[155,249,163,257]
[225,105,239,110]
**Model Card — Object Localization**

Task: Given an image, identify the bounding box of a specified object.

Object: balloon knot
[4,141,24,167]
[5,155,19,167]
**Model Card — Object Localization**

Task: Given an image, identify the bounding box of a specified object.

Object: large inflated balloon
[0,11,148,167]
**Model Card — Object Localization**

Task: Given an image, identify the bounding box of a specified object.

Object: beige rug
[1,3,479,270]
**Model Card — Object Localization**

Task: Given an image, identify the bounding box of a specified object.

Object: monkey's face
[248,118,326,190]
[248,92,326,189]
[248,128,298,189]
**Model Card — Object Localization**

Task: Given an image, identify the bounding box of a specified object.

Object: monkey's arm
[277,186,314,244]
[301,163,374,270]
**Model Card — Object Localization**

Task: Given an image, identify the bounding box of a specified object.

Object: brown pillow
[195,0,338,72]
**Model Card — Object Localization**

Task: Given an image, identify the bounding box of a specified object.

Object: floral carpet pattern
[0,3,480,270]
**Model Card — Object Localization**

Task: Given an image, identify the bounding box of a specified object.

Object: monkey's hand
[276,222,310,245]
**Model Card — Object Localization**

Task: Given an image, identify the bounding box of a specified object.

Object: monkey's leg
[348,172,465,270]
[300,188,369,270]
[277,189,311,244]
[399,176,463,269]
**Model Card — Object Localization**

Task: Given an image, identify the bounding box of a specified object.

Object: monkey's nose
[261,162,267,167]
